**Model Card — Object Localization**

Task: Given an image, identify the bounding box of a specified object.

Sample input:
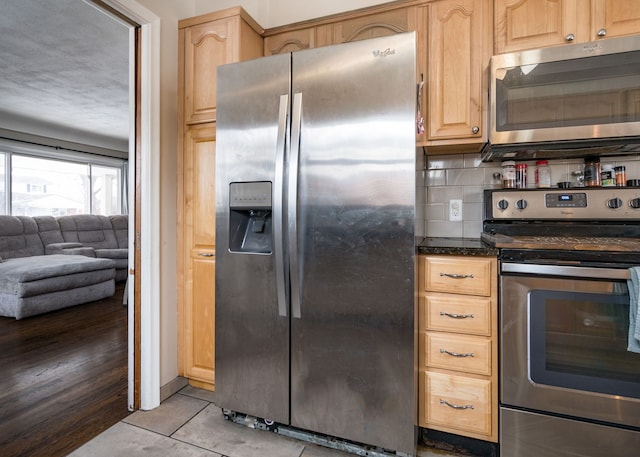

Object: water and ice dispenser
[228,181,272,254]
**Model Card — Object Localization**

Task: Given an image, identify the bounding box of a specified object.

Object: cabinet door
[331,6,414,44]
[495,0,589,53]
[592,0,640,40]
[425,332,492,376]
[180,124,216,387]
[421,371,493,437]
[265,27,317,55]
[182,17,238,125]
[427,0,490,142]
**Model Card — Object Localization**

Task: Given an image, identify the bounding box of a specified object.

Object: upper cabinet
[495,0,640,54]
[264,3,417,55]
[180,8,264,124]
[264,27,316,55]
[593,0,640,40]
[330,6,417,44]
[421,0,492,147]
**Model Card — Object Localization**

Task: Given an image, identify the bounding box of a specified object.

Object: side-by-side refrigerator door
[288,33,417,455]
[215,53,291,424]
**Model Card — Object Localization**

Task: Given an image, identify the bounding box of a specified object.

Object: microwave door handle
[274,94,289,317]
[288,92,303,319]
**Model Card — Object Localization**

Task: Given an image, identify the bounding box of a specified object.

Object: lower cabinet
[421,371,492,437]
[418,255,498,443]
[178,123,217,390]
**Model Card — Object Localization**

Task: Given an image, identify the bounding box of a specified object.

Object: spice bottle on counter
[615,165,627,186]
[502,161,516,188]
[584,156,601,187]
[601,163,615,187]
[535,160,551,188]
[516,163,527,189]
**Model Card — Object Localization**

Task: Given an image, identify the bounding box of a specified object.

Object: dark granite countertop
[416,237,498,257]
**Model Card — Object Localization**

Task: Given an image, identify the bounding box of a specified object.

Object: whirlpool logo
[372,47,395,58]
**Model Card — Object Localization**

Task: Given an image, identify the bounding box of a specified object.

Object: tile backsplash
[416,151,640,239]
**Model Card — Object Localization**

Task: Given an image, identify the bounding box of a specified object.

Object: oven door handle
[501,262,630,280]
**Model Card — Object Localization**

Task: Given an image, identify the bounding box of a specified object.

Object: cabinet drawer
[423,256,493,296]
[422,371,492,436]
[422,294,491,335]
[424,333,491,376]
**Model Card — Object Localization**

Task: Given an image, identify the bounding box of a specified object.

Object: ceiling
[0,0,130,152]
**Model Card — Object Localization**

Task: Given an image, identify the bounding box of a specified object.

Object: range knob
[607,197,623,209]
[516,199,528,210]
[630,198,640,209]
[497,199,509,211]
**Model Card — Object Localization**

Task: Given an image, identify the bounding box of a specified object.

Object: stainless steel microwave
[487,35,640,160]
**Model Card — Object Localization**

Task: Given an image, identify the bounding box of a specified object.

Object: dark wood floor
[0,282,129,457]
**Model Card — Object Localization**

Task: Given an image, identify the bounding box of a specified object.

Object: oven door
[501,262,640,429]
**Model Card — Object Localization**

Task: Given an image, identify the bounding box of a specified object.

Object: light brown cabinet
[177,7,263,390]
[264,2,417,56]
[264,27,315,55]
[264,25,333,55]
[178,124,217,388]
[330,6,417,44]
[418,255,498,442]
[593,0,640,41]
[422,0,492,147]
[180,7,264,125]
[495,0,640,54]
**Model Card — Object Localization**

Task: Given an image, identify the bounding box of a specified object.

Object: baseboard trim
[160,376,189,402]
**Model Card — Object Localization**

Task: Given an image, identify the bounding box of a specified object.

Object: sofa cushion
[10,268,115,298]
[33,216,65,247]
[0,216,45,258]
[0,255,115,289]
[58,215,118,249]
[0,280,115,320]
[109,215,128,249]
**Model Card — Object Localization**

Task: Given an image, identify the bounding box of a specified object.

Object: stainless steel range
[482,188,640,457]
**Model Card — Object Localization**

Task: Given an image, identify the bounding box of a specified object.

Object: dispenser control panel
[229,181,272,209]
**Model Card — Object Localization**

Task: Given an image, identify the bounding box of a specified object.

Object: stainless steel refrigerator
[215,32,416,455]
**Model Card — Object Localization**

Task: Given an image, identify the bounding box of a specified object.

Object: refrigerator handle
[288,92,303,319]
[274,94,289,318]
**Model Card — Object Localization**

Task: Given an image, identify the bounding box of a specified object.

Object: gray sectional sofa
[0,214,129,319]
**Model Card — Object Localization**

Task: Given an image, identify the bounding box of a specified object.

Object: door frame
[98,0,162,411]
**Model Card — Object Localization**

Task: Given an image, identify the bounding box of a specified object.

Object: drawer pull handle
[440,273,474,279]
[440,349,475,358]
[440,399,474,410]
[198,253,214,257]
[440,312,474,319]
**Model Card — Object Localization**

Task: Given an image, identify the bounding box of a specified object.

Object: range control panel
[485,188,640,220]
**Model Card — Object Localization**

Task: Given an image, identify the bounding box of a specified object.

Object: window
[0,141,126,216]
[0,153,5,215]
[12,156,89,216]
[92,165,122,216]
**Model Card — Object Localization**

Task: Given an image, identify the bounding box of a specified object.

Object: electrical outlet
[449,199,463,221]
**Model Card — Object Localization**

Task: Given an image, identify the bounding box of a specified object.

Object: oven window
[529,289,640,399]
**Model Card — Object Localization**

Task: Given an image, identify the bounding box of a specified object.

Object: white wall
[194,0,268,26]
[193,0,391,28]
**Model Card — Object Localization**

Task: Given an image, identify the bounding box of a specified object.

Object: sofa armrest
[45,242,96,257]
[45,242,82,254]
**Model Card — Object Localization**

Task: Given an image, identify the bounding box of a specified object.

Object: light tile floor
[69,386,467,457]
